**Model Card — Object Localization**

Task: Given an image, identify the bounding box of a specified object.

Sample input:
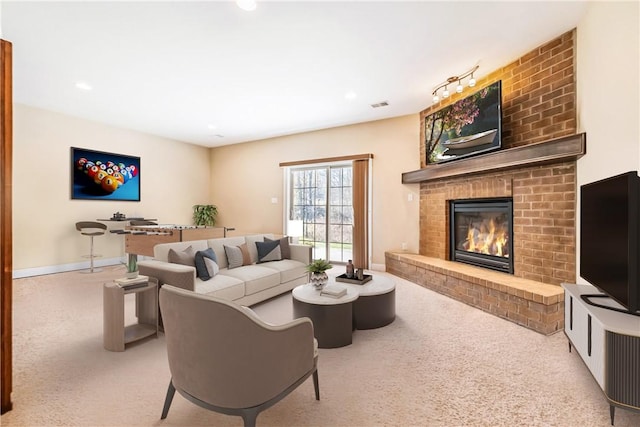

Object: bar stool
[75,221,107,273]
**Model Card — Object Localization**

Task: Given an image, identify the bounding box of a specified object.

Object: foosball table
[121,224,225,257]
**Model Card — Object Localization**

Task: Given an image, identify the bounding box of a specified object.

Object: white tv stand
[562,283,640,425]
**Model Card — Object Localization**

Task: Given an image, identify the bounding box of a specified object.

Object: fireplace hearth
[449,198,514,273]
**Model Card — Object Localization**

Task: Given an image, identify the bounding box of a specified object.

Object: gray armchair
[159,285,319,427]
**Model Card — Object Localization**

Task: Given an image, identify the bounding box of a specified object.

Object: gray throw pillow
[224,243,251,269]
[204,257,219,278]
[265,236,291,259]
[168,246,196,266]
[256,239,282,263]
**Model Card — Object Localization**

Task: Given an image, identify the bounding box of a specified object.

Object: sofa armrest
[289,243,312,265]
[137,260,196,291]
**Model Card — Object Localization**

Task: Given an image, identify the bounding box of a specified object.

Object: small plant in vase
[306,259,332,290]
[123,253,138,279]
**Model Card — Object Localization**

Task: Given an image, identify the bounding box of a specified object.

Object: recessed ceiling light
[344,91,357,100]
[75,81,92,91]
[236,0,257,11]
[207,124,218,130]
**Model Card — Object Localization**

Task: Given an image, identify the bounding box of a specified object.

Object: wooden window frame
[281,154,372,268]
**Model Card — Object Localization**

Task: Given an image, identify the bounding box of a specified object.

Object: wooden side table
[103,277,158,352]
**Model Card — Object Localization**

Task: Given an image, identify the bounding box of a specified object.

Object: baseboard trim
[12,255,153,279]
[370,262,385,272]
[12,257,123,279]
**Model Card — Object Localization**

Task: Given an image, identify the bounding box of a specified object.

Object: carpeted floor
[2,266,639,426]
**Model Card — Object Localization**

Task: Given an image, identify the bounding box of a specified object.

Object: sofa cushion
[195,248,218,281]
[259,259,308,284]
[194,274,245,301]
[224,243,251,269]
[256,239,282,263]
[168,246,196,267]
[218,265,280,295]
[265,237,291,259]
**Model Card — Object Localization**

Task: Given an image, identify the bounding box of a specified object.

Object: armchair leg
[241,408,259,427]
[313,369,320,400]
[161,380,176,419]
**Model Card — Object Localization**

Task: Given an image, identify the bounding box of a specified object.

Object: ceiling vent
[370,101,389,108]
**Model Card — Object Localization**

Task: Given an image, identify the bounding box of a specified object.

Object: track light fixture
[432,65,479,103]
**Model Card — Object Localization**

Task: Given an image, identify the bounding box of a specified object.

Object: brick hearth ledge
[385,252,564,335]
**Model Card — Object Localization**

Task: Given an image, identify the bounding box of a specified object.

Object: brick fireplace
[422,161,577,286]
[387,30,583,335]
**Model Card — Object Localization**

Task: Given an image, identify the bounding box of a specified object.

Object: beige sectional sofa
[137,234,311,306]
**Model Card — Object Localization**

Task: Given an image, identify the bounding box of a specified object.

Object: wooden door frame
[1,38,13,414]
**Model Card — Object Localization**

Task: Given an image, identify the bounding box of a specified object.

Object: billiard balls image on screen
[75,157,138,195]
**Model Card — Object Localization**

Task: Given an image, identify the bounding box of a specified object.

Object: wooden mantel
[402,133,586,184]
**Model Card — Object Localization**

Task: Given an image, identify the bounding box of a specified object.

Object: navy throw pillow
[195,248,217,280]
[265,236,291,259]
[256,239,282,263]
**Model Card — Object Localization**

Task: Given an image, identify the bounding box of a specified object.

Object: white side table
[103,277,158,352]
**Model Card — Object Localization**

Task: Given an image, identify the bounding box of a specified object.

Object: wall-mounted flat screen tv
[425,80,502,165]
[71,147,140,201]
[580,171,640,313]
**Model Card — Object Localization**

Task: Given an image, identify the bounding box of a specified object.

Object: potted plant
[306,258,332,289]
[123,253,138,279]
[193,204,218,227]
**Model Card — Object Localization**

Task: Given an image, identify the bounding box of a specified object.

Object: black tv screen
[425,80,502,165]
[580,171,640,313]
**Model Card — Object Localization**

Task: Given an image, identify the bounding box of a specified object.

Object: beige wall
[13,104,211,275]
[575,1,640,283]
[576,1,639,181]
[209,114,421,267]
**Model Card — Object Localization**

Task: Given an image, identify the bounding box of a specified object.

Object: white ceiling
[1,1,588,147]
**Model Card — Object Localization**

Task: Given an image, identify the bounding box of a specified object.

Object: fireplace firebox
[449,198,514,273]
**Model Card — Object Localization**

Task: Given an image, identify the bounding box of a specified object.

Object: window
[289,164,353,263]
[281,153,371,268]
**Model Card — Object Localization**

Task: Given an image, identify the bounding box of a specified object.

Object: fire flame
[462,217,509,257]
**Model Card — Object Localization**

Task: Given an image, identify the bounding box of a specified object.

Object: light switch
[271,197,278,204]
